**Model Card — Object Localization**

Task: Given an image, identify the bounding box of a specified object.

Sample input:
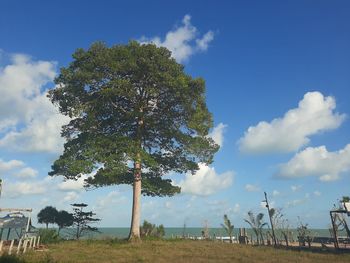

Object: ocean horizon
[58,227,344,240]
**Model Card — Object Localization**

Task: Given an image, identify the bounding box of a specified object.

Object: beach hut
[0,208,37,241]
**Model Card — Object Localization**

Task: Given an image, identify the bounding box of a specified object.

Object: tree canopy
[56,210,74,234]
[37,206,58,229]
[71,203,100,240]
[48,41,218,240]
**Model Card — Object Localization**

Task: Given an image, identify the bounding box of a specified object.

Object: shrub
[39,228,61,244]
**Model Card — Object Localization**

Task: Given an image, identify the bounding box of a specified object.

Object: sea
[59,227,346,240]
[1,227,346,241]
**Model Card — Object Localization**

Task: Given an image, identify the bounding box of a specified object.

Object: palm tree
[244,211,267,245]
[221,214,234,243]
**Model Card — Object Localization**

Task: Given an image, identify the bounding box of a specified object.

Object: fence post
[8,239,15,255]
[16,239,23,255]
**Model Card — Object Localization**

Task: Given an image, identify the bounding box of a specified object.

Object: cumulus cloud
[58,174,90,192]
[238,92,345,154]
[95,191,127,211]
[15,167,38,178]
[140,15,214,63]
[0,159,24,171]
[63,191,79,202]
[178,163,234,196]
[245,184,260,192]
[285,195,310,208]
[277,144,350,182]
[208,123,227,147]
[0,53,70,153]
[3,181,47,198]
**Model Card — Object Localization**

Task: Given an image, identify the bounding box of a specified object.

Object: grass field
[7,239,350,263]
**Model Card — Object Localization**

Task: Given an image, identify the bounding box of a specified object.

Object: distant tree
[140,220,165,238]
[71,203,100,239]
[221,214,234,243]
[296,219,312,247]
[37,206,58,229]
[244,211,267,245]
[56,210,74,234]
[268,208,292,246]
[48,41,219,241]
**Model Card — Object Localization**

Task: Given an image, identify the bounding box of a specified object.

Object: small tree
[297,218,313,248]
[71,203,100,239]
[140,220,165,238]
[37,206,58,229]
[56,210,74,234]
[221,214,234,243]
[245,211,267,245]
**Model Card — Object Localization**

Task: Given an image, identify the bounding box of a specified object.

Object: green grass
[12,239,350,263]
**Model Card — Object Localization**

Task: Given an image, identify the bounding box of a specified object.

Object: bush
[140,220,165,239]
[39,228,61,244]
[0,254,25,263]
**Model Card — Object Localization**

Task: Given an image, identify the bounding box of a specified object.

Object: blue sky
[0,0,350,229]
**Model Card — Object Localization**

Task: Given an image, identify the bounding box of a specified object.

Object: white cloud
[15,167,38,178]
[285,198,309,208]
[63,191,79,202]
[0,53,70,153]
[272,190,280,197]
[3,181,46,198]
[178,163,234,196]
[238,92,345,154]
[58,174,89,192]
[0,159,24,171]
[313,191,321,196]
[95,191,126,211]
[245,184,260,192]
[278,144,350,181]
[291,185,302,192]
[140,15,214,63]
[208,123,227,147]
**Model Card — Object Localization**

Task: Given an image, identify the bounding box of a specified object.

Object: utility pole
[264,192,277,246]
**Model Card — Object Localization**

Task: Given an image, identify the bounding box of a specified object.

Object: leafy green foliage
[71,203,100,240]
[56,210,74,234]
[39,228,61,244]
[0,255,25,263]
[48,41,219,196]
[37,206,58,228]
[140,220,165,238]
[342,196,350,203]
[244,211,267,245]
[221,214,234,243]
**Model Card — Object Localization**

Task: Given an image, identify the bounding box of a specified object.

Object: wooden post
[8,239,14,255]
[0,240,3,252]
[29,237,33,249]
[32,236,37,248]
[37,236,41,247]
[16,239,23,255]
[23,239,28,254]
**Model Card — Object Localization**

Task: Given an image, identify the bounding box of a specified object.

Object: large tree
[56,210,74,234]
[48,41,218,241]
[37,206,58,229]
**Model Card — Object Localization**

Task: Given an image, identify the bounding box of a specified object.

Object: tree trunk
[128,160,142,242]
[46,223,48,229]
